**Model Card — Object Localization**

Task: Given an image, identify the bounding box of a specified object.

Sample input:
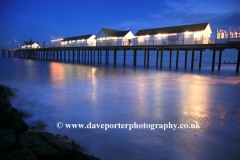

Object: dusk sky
[0,0,239,49]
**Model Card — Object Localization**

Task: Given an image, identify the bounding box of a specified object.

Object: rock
[54,134,87,153]
[0,85,16,99]
[0,105,28,137]
[29,121,45,131]
[0,86,7,98]
[11,107,32,118]
[17,130,77,160]
[4,99,12,109]
[0,129,16,153]
[71,149,101,160]
[0,84,16,98]
[0,147,37,160]
[17,130,100,160]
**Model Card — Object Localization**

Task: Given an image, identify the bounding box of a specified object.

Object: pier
[2,43,240,72]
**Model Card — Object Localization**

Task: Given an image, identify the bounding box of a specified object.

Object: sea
[0,49,240,160]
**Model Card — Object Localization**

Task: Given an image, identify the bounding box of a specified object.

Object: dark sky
[0,0,240,48]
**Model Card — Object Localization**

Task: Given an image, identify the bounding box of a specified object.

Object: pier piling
[191,50,194,70]
[176,50,179,69]
[236,49,240,73]
[160,50,163,69]
[114,50,117,66]
[144,50,146,67]
[133,50,137,67]
[199,50,202,70]
[212,50,216,71]
[147,50,150,68]
[218,50,222,70]
[169,50,172,68]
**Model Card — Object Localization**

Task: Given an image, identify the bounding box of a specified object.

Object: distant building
[216,27,240,43]
[61,34,96,47]
[22,39,39,49]
[96,28,135,46]
[134,23,212,45]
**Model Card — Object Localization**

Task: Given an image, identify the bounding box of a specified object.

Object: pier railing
[0,37,226,50]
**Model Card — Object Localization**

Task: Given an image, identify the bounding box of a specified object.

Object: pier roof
[62,34,94,41]
[102,28,130,37]
[135,23,209,36]
[24,41,38,45]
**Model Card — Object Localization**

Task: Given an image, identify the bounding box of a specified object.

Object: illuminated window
[194,32,202,40]
[234,32,237,38]
[230,33,233,38]
[217,33,220,39]
[225,34,228,38]
[221,33,224,39]
[138,37,144,42]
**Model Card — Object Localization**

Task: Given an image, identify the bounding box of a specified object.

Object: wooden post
[94,50,95,63]
[85,50,87,63]
[73,50,75,63]
[52,50,54,61]
[236,49,240,73]
[133,50,137,67]
[176,50,179,69]
[123,50,126,67]
[91,50,92,64]
[147,50,150,68]
[77,50,79,63]
[98,50,99,64]
[64,50,66,62]
[169,50,172,68]
[212,50,216,71]
[105,50,108,65]
[156,50,159,67]
[160,50,163,69]
[79,50,81,63]
[185,50,187,69]
[199,50,202,70]
[79,50,81,62]
[88,50,89,63]
[69,50,70,62]
[100,50,102,64]
[218,50,222,70]
[60,50,62,61]
[76,50,78,62]
[114,50,117,66]
[144,50,146,67]
[191,50,194,70]
[82,50,84,63]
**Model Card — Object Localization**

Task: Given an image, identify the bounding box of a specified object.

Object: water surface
[0,52,240,160]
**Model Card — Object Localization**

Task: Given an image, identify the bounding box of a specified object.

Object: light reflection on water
[0,56,240,160]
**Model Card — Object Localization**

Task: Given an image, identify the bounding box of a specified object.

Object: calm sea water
[0,50,240,160]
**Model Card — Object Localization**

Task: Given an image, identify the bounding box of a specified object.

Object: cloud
[149,0,240,29]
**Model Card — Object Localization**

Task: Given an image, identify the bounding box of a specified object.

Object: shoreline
[0,84,100,160]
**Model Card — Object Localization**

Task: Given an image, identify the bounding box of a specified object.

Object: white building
[96,28,135,46]
[216,27,240,44]
[61,34,96,47]
[135,23,212,45]
[22,39,39,49]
